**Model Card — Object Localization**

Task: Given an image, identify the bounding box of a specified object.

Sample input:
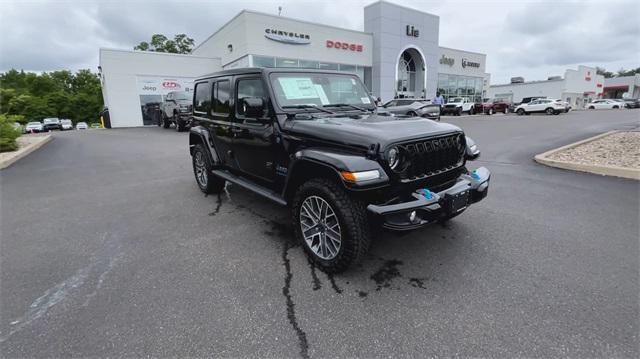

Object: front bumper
[367,167,490,230]
[441,106,459,115]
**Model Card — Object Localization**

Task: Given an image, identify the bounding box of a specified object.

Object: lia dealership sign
[264,28,311,45]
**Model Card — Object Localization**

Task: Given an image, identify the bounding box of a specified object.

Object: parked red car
[474,98,510,115]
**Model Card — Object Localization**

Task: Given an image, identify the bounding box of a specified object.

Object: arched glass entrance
[396,48,426,98]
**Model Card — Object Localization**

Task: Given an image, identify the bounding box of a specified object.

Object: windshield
[174,92,189,101]
[43,118,57,123]
[449,97,463,103]
[27,122,40,126]
[269,73,374,110]
[61,120,72,124]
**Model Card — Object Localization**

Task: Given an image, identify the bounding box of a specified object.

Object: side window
[236,78,268,118]
[213,80,231,115]
[194,82,211,114]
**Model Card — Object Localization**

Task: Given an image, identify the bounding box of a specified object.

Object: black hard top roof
[195,67,350,81]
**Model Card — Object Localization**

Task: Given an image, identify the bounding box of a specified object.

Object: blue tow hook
[471,170,481,181]
[421,189,433,200]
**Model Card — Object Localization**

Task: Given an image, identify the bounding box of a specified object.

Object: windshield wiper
[282,104,335,114]
[322,103,372,112]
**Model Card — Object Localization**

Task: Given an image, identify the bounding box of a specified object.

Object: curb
[0,135,52,170]
[534,131,640,180]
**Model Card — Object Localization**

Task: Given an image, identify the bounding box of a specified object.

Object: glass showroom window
[319,62,339,70]
[276,58,299,67]
[299,60,319,69]
[253,55,275,68]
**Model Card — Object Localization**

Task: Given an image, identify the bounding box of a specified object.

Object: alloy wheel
[299,195,342,260]
[194,151,208,187]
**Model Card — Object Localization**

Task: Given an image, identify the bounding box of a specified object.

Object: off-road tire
[192,144,225,194]
[292,178,370,273]
[174,113,185,132]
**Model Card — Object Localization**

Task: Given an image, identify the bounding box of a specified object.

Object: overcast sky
[0,0,638,83]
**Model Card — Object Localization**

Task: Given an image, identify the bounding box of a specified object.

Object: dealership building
[487,65,606,109]
[99,1,489,127]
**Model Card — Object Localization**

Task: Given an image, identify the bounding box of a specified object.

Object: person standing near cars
[433,92,445,106]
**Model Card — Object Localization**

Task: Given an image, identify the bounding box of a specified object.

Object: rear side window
[214,80,231,115]
[194,82,211,113]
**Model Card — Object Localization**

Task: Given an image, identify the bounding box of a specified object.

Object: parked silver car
[378,98,440,120]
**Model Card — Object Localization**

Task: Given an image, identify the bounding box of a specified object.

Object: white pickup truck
[442,97,475,116]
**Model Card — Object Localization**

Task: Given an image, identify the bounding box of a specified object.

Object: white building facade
[488,65,605,109]
[99,1,489,127]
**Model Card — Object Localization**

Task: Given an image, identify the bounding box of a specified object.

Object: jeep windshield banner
[136,76,194,125]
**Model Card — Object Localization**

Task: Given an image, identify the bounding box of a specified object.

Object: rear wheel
[488,108,494,115]
[545,108,554,115]
[192,144,225,194]
[292,178,370,273]
[588,106,595,110]
[613,105,619,109]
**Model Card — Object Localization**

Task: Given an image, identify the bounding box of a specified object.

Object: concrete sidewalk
[0,134,52,170]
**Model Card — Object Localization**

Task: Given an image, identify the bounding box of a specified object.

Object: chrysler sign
[265,29,311,45]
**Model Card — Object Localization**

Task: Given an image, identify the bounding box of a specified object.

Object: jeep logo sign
[264,29,311,45]
[439,55,454,67]
[461,58,480,69]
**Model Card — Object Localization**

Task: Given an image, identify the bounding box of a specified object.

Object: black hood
[286,113,462,150]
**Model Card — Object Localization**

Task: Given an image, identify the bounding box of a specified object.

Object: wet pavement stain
[306,257,322,291]
[208,193,223,216]
[326,273,343,294]
[282,242,310,359]
[408,277,428,289]
[357,290,368,298]
[370,259,404,291]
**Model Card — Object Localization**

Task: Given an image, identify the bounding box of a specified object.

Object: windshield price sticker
[361,97,371,104]
[278,77,329,105]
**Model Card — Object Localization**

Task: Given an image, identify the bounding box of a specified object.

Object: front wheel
[456,107,462,116]
[588,106,595,110]
[469,107,475,115]
[407,111,417,117]
[192,144,225,194]
[292,178,370,273]
[517,108,525,115]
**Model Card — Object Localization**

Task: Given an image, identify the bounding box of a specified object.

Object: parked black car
[189,68,490,272]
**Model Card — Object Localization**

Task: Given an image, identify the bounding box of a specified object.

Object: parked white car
[76,122,88,130]
[587,99,622,110]
[60,119,74,131]
[515,98,566,115]
[25,121,44,133]
[442,97,475,115]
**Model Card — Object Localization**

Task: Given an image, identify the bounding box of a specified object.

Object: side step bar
[211,169,287,206]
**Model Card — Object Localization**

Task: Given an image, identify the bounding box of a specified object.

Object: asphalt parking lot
[1,110,639,357]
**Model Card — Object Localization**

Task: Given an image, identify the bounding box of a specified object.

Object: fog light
[409,211,417,223]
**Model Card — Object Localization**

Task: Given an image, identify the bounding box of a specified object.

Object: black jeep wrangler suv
[189,68,490,272]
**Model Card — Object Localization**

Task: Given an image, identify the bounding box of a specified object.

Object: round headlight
[388,147,400,170]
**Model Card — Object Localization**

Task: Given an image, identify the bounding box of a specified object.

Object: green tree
[596,67,614,78]
[134,33,194,54]
[0,114,23,152]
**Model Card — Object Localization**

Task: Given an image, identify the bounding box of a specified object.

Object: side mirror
[465,136,480,160]
[242,97,265,119]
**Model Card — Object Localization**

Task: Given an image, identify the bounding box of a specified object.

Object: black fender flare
[189,125,219,166]
[282,148,390,197]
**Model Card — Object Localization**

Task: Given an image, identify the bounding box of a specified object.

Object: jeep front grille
[396,133,465,181]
